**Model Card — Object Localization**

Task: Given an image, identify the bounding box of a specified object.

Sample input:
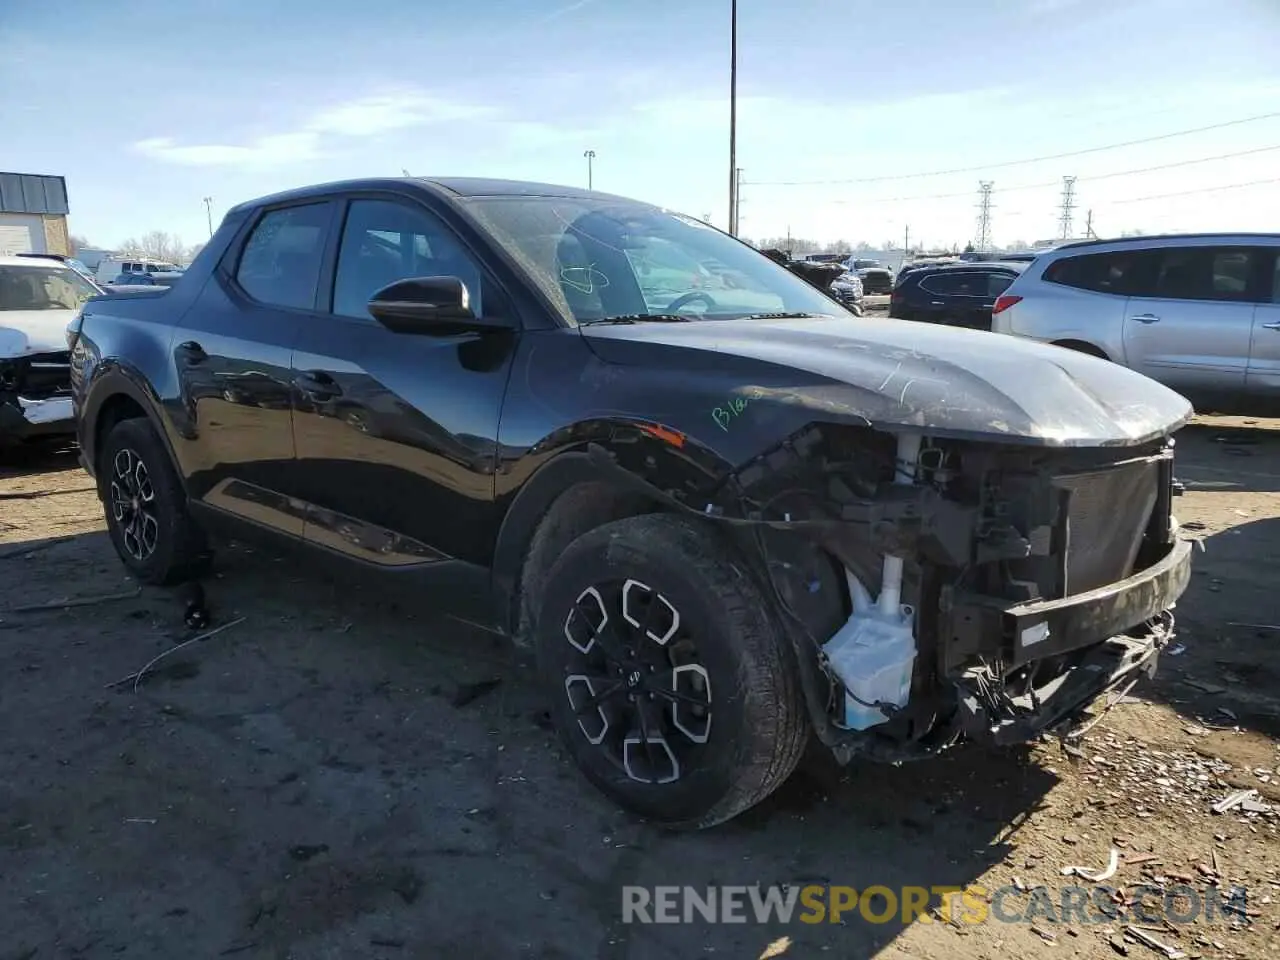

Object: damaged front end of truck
[690,418,1193,764]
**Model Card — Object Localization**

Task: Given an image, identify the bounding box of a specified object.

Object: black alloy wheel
[561,577,711,786]
[99,417,209,586]
[108,446,160,563]
[536,513,809,829]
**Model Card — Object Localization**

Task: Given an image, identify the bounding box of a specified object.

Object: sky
[3,0,1280,252]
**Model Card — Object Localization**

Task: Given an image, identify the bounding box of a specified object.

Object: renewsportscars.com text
[621,883,1248,926]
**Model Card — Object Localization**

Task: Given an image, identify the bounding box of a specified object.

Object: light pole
[728,0,738,236]
[202,196,214,238]
[584,150,596,190]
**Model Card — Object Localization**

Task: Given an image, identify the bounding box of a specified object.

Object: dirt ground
[2,416,1278,960]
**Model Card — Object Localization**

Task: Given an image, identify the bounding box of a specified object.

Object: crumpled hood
[0,309,76,356]
[581,314,1194,446]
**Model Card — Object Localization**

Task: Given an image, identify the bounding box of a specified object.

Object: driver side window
[332,199,486,320]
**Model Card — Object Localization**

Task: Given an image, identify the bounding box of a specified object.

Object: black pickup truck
[70,177,1194,829]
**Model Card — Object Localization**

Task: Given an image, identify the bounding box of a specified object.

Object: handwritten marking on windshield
[560,264,611,295]
[712,387,766,431]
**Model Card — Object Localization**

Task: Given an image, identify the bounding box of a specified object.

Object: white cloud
[132,90,492,167]
[538,0,599,23]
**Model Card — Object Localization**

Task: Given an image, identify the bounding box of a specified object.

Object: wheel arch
[1050,338,1110,360]
[492,437,738,643]
[82,365,178,485]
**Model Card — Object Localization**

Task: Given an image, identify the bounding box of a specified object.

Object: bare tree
[117,231,186,262]
[185,242,206,263]
[68,234,94,256]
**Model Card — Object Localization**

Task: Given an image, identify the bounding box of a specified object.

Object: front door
[1122,246,1258,398]
[171,199,338,537]
[289,195,518,575]
[1246,248,1280,397]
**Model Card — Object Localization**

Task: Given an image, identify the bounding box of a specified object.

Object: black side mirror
[367,276,511,334]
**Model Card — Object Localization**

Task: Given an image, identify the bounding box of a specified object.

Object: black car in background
[846,258,895,293]
[889,261,1025,330]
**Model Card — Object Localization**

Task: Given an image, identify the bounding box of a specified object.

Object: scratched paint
[712,387,766,431]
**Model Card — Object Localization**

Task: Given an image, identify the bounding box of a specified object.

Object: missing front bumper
[956,625,1168,746]
[947,538,1192,746]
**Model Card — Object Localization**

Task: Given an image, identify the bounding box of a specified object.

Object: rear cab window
[234,202,333,310]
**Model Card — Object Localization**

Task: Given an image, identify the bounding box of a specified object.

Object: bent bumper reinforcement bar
[945,537,1193,668]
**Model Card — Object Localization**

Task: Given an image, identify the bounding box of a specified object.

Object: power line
[823,143,1280,207]
[743,111,1280,186]
[1112,175,1280,205]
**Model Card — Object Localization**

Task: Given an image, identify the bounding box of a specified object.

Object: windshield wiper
[582,314,693,325]
[734,311,831,320]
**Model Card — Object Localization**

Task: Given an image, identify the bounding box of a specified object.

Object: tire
[98,417,210,586]
[534,513,809,829]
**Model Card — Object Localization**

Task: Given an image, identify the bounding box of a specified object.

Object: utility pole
[1059,176,1078,240]
[903,225,910,256]
[976,181,994,252]
[733,167,743,235]
[583,150,596,190]
[202,197,214,238]
[728,0,738,236]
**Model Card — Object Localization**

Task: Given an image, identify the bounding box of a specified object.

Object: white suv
[991,233,1280,414]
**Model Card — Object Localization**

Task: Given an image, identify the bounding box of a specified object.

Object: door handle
[294,370,342,400]
[175,340,208,364]
[1130,313,1160,324]
[1262,321,1280,331]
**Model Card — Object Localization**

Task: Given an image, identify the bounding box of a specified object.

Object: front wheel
[99,417,210,585]
[535,514,809,829]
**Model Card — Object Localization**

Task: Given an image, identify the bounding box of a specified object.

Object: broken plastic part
[822,567,917,731]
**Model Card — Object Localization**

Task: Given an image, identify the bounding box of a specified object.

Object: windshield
[853,259,881,269]
[463,196,843,324]
[0,264,100,311]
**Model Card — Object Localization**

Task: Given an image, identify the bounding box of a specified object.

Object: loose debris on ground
[1,418,1277,959]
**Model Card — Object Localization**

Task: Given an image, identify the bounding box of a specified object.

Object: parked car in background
[991,233,1280,414]
[0,255,102,444]
[890,260,1025,330]
[94,256,184,285]
[829,270,864,314]
[16,252,97,283]
[760,249,863,314]
[845,257,895,293]
[107,271,184,288]
[72,176,1193,829]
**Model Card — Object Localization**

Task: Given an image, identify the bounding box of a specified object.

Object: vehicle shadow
[0,526,1057,959]
[0,437,81,481]
[1146,514,1280,741]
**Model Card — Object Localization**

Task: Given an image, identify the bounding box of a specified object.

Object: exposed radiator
[1055,461,1160,595]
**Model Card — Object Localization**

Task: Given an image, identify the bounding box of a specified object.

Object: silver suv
[991,234,1280,414]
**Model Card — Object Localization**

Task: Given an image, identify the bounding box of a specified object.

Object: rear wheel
[99,417,210,585]
[535,514,809,829]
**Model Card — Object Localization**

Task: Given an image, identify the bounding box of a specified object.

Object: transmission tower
[975,181,994,252]
[1059,176,1078,240]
